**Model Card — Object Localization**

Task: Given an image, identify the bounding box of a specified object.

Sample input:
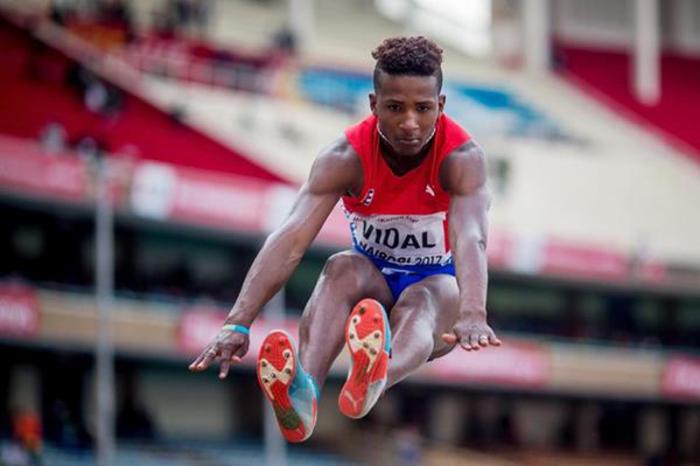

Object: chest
[352,167,449,215]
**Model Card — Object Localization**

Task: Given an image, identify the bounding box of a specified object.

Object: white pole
[634,0,660,105]
[288,0,314,54]
[524,0,550,73]
[263,290,287,466]
[95,159,115,466]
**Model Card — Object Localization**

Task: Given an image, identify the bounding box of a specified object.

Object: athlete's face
[370,73,445,157]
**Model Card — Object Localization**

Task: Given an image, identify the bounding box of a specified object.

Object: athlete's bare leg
[298,250,393,390]
[385,274,460,389]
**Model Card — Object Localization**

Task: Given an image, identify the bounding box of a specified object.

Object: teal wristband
[222,324,250,336]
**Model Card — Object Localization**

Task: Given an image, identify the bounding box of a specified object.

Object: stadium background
[0,0,699,465]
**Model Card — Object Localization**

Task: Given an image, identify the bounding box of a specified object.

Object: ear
[369,93,377,116]
[438,94,446,114]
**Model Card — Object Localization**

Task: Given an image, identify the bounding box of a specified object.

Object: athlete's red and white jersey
[342,114,470,269]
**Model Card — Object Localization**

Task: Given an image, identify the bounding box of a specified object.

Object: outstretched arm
[189,138,362,377]
[439,140,501,351]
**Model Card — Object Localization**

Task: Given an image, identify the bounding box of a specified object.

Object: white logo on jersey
[361,188,375,206]
[425,184,435,197]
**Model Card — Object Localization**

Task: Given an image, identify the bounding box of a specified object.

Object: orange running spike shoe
[338,298,391,419]
[257,330,318,443]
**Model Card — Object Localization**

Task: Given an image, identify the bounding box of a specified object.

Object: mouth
[396,137,422,147]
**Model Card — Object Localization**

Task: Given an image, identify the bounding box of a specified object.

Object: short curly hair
[372,36,444,93]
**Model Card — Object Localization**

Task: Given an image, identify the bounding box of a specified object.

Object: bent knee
[321,251,373,285]
[323,250,366,274]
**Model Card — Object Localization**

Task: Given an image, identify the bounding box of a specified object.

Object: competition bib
[346,212,452,267]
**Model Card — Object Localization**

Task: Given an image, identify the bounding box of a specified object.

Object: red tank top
[342,113,470,268]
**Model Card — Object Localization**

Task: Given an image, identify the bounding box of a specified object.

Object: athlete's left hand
[441,312,501,351]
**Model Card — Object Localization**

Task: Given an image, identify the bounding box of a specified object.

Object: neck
[377,126,436,174]
[376,124,437,158]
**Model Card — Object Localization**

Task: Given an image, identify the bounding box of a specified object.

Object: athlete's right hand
[188,327,250,379]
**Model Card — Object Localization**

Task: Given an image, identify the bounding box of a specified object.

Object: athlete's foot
[257,330,319,443]
[338,298,391,419]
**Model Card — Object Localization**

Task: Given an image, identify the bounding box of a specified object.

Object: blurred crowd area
[1,0,700,465]
[2,203,699,350]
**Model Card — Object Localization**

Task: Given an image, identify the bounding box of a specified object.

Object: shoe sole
[256,330,310,443]
[338,298,390,419]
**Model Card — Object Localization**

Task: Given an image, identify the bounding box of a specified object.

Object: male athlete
[189,36,500,443]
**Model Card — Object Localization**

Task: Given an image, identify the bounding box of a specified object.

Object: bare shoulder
[439,140,487,195]
[307,135,363,195]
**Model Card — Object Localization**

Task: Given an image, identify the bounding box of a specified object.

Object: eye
[417,105,431,113]
[387,104,401,112]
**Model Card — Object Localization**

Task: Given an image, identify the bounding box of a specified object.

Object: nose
[399,112,419,132]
